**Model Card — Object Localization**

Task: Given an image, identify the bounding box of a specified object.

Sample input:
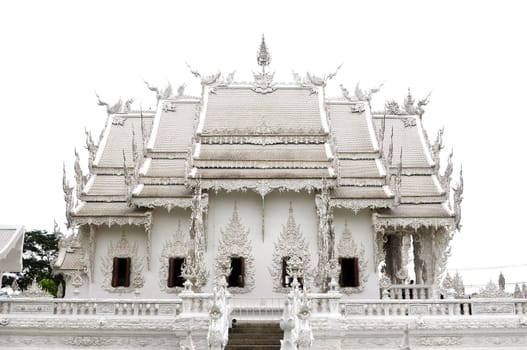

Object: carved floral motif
[269,203,311,293]
[214,203,255,293]
[159,221,189,293]
[336,221,369,293]
[100,233,145,292]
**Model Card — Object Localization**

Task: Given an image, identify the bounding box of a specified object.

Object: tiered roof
[71,112,155,227]
[65,48,461,233]
[191,84,335,195]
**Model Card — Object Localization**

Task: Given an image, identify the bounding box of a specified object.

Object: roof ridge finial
[257,34,271,74]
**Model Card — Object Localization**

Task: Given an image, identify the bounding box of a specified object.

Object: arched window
[167,257,186,288]
[228,257,245,288]
[339,257,359,288]
[112,257,131,287]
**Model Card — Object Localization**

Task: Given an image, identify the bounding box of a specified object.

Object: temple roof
[0,225,25,273]
[201,86,326,135]
[66,63,460,230]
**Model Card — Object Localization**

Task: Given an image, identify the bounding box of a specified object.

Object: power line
[448,263,527,271]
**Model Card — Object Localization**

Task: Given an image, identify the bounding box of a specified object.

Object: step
[226,322,283,350]
[227,338,281,346]
[225,346,281,350]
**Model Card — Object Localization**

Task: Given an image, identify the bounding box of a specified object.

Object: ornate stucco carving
[474,280,511,298]
[19,279,52,298]
[336,221,369,293]
[202,179,336,197]
[330,198,394,212]
[214,203,255,294]
[372,216,456,232]
[159,221,189,293]
[432,228,453,291]
[71,215,152,229]
[185,185,208,291]
[132,198,194,210]
[198,135,328,146]
[374,231,388,274]
[314,182,334,291]
[62,165,74,229]
[100,232,145,293]
[269,203,311,293]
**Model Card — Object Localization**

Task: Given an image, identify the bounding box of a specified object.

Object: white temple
[1,37,526,350]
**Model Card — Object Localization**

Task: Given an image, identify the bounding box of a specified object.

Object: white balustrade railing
[230,298,284,320]
[337,298,527,317]
[0,296,215,316]
[2,296,527,319]
[382,284,433,300]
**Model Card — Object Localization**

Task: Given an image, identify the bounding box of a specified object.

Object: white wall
[206,190,319,298]
[77,192,379,299]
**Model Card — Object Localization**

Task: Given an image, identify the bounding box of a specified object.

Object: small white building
[0,225,25,280]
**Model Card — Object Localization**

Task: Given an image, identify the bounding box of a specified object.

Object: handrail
[207,283,231,350]
[280,277,313,350]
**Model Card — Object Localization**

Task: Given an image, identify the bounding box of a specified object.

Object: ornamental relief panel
[159,221,189,293]
[269,203,311,293]
[337,221,369,294]
[100,232,145,293]
[214,203,255,294]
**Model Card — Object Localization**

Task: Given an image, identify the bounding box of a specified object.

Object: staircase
[225,322,283,350]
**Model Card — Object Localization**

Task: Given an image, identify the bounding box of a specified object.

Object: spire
[257,34,271,73]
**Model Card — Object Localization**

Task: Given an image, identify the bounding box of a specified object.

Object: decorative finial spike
[257,34,271,73]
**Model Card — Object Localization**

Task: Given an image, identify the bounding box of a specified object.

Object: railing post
[207,282,231,350]
[280,298,296,350]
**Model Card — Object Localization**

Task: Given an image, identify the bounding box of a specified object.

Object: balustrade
[1,297,526,319]
[336,298,527,317]
[382,284,432,300]
[0,298,192,316]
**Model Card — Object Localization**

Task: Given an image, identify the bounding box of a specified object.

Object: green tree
[2,229,63,296]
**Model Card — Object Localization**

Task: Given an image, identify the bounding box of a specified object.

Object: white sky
[1,0,526,288]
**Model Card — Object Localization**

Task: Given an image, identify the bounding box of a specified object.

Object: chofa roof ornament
[253,34,276,94]
[257,34,271,73]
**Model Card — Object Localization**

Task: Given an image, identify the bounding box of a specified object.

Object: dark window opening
[227,257,245,288]
[168,257,186,288]
[281,257,303,288]
[339,257,359,287]
[112,257,131,287]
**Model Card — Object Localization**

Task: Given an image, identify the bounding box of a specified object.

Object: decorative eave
[334,151,380,161]
[197,134,328,146]
[139,177,187,185]
[131,198,194,210]
[142,151,189,159]
[198,127,327,137]
[330,198,395,212]
[72,215,152,228]
[372,216,456,232]
[200,178,337,197]
[193,160,330,169]
[71,202,152,228]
